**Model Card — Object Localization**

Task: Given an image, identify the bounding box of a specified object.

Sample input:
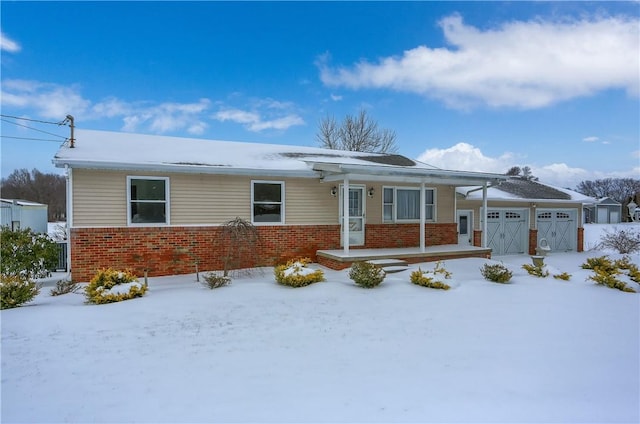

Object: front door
[339,185,365,246]
[457,210,472,246]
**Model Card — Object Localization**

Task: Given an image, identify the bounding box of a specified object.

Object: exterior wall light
[368,187,375,198]
[330,186,337,197]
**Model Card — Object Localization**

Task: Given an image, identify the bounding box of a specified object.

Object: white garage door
[485,209,528,256]
[536,209,577,252]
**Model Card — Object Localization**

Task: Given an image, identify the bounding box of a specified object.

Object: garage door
[485,209,528,255]
[536,209,577,252]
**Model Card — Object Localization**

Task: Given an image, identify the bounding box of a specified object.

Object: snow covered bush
[1,274,41,309]
[553,272,572,281]
[410,262,452,289]
[480,263,513,284]
[349,261,385,288]
[582,255,639,293]
[522,263,550,278]
[596,226,640,254]
[85,268,148,304]
[202,272,231,289]
[0,227,58,279]
[274,258,325,287]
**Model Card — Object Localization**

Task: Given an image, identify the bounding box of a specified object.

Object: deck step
[382,265,409,274]
[367,258,409,272]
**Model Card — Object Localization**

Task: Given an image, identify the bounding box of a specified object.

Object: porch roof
[310,161,509,186]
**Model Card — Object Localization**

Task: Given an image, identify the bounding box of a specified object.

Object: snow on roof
[457,178,596,203]
[0,198,47,207]
[53,129,439,176]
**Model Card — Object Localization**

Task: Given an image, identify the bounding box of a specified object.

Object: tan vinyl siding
[284,179,337,225]
[72,170,339,227]
[72,169,459,227]
[72,169,127,227]
[170,174,252,224]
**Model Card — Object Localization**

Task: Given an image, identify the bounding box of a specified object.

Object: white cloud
[416,143,638,188]
[213,104,304,132]
[582,136,599,142]
[319,14,639,109]
[417,142,516,172]
[1,32,20,53]
[0,80,90,118]
[2,79,305,135]
[330,94,343,101]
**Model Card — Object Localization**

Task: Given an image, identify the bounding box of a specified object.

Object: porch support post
[481,182,488,247]
[420,182,426,252]
[342,176,350,255]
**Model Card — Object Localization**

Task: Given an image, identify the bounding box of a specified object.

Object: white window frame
[382,186,436,223]
[251,180,285,225]
[127,176,170,226]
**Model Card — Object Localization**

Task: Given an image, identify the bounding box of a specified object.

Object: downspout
[420,182,425,252]
[342,176,350,255]
[65,165,73,273]
[482,182,488,248]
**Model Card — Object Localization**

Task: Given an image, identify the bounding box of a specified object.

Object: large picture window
[127,177,169,225]
[383,186,435,222]
[252,181,284,224]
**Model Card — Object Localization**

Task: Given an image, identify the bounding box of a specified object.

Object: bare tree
[316,109,398,153]
[504,165,538,181]
[576,178,640,203]
[1,168,66,221]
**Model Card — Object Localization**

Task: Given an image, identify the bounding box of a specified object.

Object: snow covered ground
[2,224,639,423]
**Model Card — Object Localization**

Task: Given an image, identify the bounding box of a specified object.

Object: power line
[0,114,67,126]
[1,118,67,140]
[0,135,68,143]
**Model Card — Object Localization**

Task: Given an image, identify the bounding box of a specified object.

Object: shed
[583,197,622,224]
[0,199,49,233]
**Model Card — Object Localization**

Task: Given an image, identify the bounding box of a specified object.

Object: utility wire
[1,118,67,139]
[0,135,67,143]
[0,114,67,126]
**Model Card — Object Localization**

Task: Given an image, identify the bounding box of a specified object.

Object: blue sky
[1,1,638,188]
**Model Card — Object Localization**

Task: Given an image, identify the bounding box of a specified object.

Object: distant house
[53,129,513,281]
[583,197,622,224]
[0,199,48,233]
[456,178,595,256]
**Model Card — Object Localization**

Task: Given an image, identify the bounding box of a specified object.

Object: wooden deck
[316,245,492,270]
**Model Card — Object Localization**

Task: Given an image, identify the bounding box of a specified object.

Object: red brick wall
[473,230,482,247]
[528,229,539,255]
[577,227,584,252]
[364,223,457,248]
[70,222,457,281]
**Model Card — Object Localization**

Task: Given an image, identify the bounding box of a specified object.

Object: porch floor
[316,245,492,269]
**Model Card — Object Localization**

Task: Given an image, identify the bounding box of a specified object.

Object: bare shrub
[596,227,640,254]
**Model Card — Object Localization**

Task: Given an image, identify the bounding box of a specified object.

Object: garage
[535,209,577,252]
[485,208,529,256]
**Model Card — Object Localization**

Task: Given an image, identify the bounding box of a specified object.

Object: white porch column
[482,182,488,247]
[342,176,350,255]
[420,182,426,252]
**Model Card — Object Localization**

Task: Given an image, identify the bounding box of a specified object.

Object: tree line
[1,169,66,221]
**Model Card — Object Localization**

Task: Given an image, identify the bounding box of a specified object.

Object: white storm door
[457,210,472,246]
[339,185,365,246]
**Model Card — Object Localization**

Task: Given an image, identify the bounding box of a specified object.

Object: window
[127,177,169,225]
[383,187,436,222]
[252,181,284,224]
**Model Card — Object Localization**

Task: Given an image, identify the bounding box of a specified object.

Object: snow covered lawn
[2,227,639,423]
